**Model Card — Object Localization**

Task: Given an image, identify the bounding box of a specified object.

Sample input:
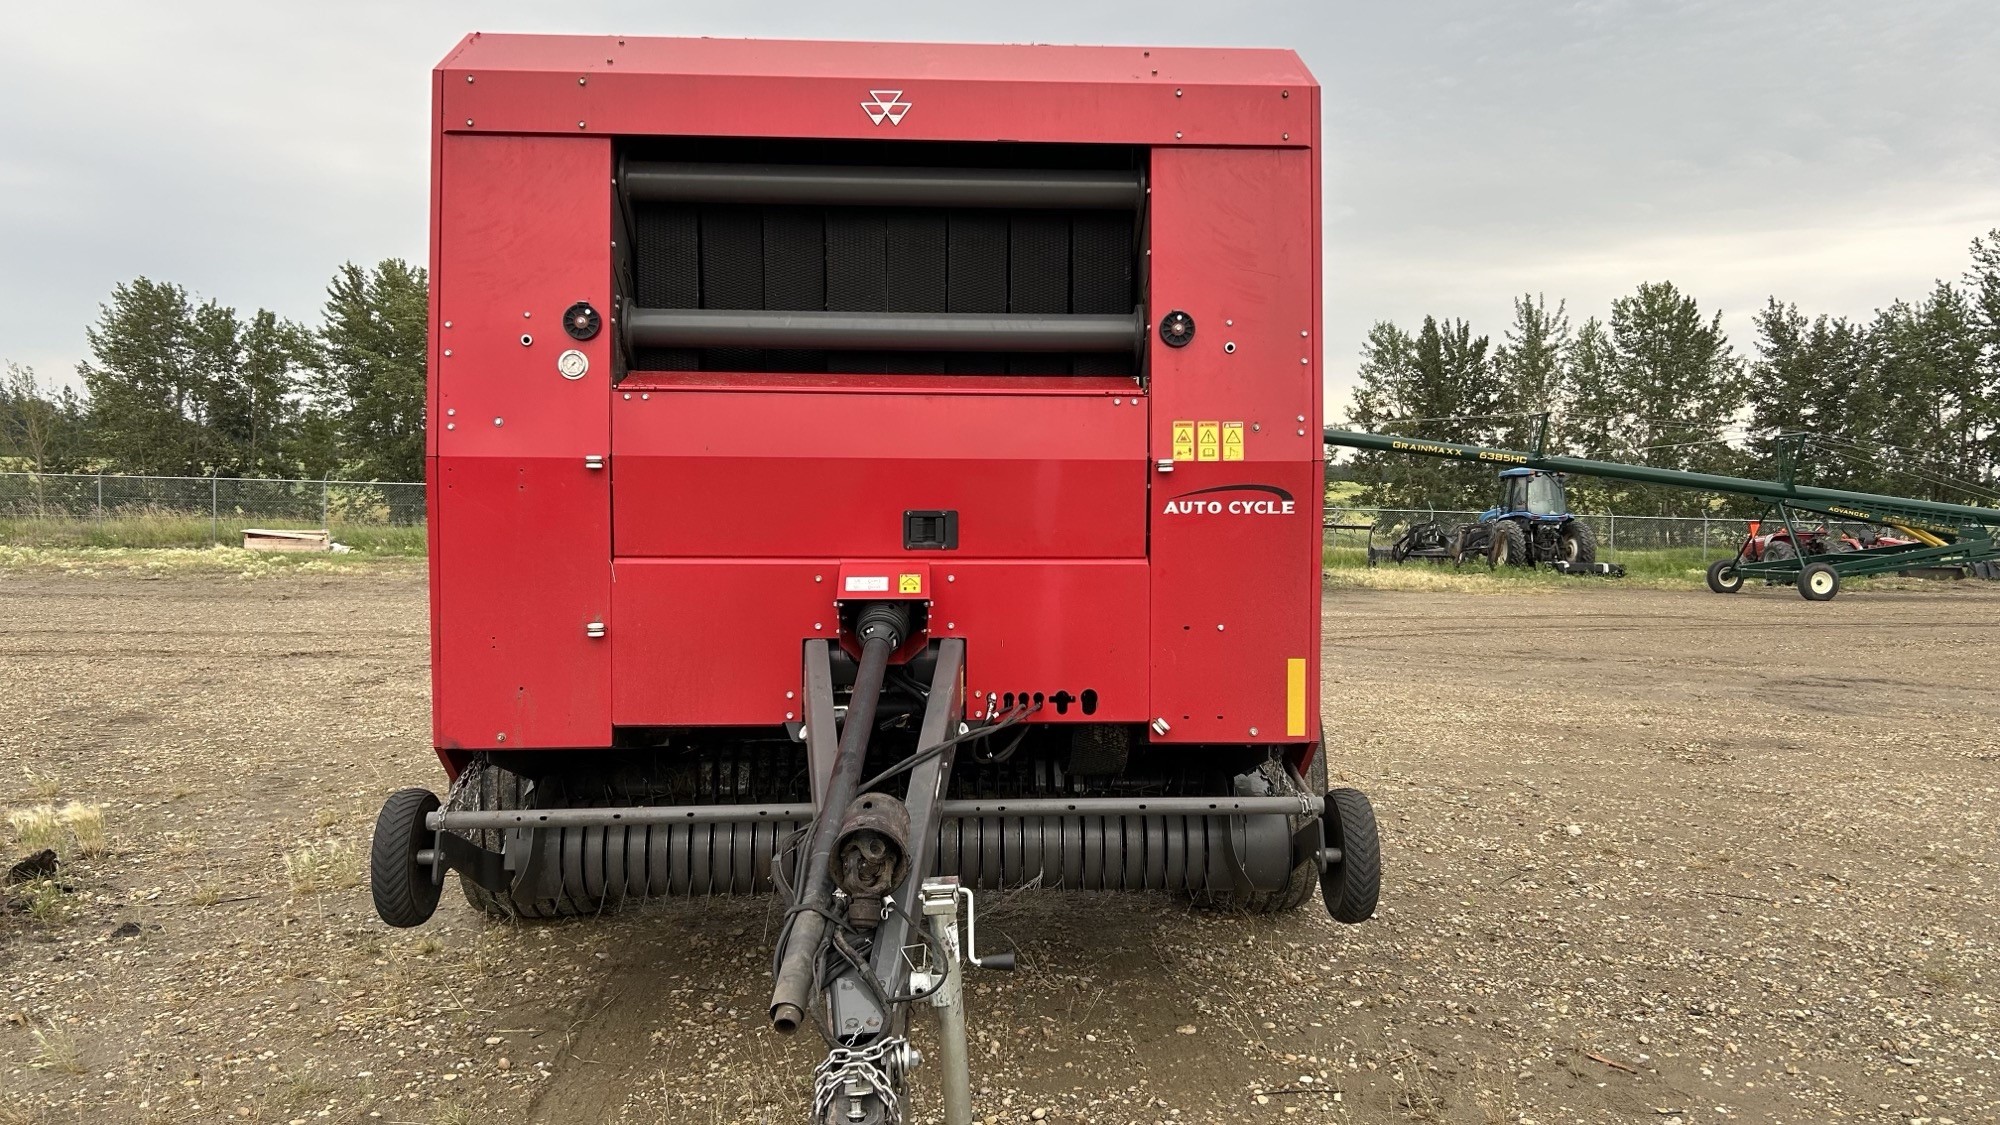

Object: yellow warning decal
[1171,420,1196,462]
[898,573,923,594]
[1222,421,1245,461]
[1286,657,1307,737]
[1197,421,1220,462]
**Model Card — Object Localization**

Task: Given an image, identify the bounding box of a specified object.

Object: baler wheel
[1705,559,1744,594]
[370,788,444,928]
[457,767,586,920]
[1318,787,1380,924]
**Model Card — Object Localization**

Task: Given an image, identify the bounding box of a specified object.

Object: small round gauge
[557,349,589,380]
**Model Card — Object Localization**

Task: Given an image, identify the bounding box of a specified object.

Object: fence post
[210,475,219,546]
[1702,513,1709,556]
[1608,513,1616,558]
[321,479,330,532]
[95,474,103,522]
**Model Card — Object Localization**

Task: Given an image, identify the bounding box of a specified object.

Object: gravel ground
[1,565,1995,1125]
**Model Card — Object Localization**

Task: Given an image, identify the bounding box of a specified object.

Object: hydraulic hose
[769,603,906,1033]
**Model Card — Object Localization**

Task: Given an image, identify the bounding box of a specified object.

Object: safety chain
[811,1037,919,1125]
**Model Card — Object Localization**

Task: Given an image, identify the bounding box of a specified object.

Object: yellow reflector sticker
[1286,657,1307,737]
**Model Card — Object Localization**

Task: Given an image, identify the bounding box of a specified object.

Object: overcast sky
[3,1,1996,419]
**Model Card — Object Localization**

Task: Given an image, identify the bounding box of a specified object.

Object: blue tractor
[1456,468,1598,569]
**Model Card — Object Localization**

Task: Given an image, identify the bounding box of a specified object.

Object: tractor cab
[1489,468,1570,521]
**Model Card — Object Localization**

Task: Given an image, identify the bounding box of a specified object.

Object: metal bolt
[520,334,533,346]
[1249,727,1260,736]
[578,76,588,86]
[1113,397,1122,405]
[1174,131,1183,139]
[946,621,955,630]
[444,321,452,328]
[1225,319,1234,326]
[786,712,795,720]
[446,423,455,431]
[443,349,452,357]
[577,120,587,129]
[446,409,455,416]
[1281,89,1290,98]
[1300,357,1309,364]
[815,623,823,631]
[1282,132,1290,140]
[493,417,503,426]
[1300,330,1309,337]
[1217,623,1225,631]
[465,75,475,84]
[523,310,532,318]
[465,118,474,127]
[786,691,795,699]
[623,393,631,400]
[1298,429,1307,436]
[495,732,505,742]
[947,574,955,582]
[1174,88,1182,97]
[1224,342,1236,354]
[815,574,823,582]
[641,393,649,400]
[1297,415,1306,423]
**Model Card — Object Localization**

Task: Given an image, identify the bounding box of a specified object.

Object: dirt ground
[2,565,1996,1125]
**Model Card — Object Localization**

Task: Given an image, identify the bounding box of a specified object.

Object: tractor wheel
[370,788,444,928]
[1488,521,1528,568]
[1559,520,1598,567]
[1191,756,1324,915]
[1764,538,1798,563]
[1705,559,1745,594]
[1798,561,1841,601]
[1318,787,1381,924]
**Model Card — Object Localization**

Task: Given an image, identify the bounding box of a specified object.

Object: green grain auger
[1324,428,2000,601]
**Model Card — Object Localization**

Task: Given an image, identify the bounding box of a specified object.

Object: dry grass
[16,878,73,923]
[59,802,106,857]
[284,840,362,894]
[5,801,107,858]
[23,769,60,800]
[28,1023,84,1075]
[7,804,63,851]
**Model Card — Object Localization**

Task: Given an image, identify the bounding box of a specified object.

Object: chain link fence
[0,471,425,548]
[1325,507,1756,557]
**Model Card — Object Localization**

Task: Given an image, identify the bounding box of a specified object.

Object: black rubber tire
[370,788,444,928]
[1190,755,1324,915]
[1319,788,1381,924]
[1799,560,1841,601]
[1764,538,1798,563]
[1559,519,1597,567]
[1706,558,1744,594]
[1488,521,1528,568]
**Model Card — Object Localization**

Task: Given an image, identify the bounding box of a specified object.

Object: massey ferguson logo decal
[1161,484,1299,517]
[861,90,912,126]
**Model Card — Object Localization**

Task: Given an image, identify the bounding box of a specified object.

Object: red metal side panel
[440,37,1311,149]
[611,559,1148,727]
[612,389,1146,559]
[432,134,614,751]
[1145,147,1321,745]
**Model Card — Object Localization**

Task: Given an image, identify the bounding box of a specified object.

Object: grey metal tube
[428,794,1322,832]
[623,304,1143,355]
[770,631,896,1034]
[622,161,1144,210]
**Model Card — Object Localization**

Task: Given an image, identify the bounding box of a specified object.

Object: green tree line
[0,259,426,481]
[1343,229,2000,516]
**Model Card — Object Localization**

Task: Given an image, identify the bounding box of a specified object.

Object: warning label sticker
[897,574,923,594]
[1171,420,1196,462]
[1196,421,1220,462]
[1222,421,1244,461]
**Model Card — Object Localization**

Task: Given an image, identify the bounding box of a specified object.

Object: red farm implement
[368,34,1379,1123]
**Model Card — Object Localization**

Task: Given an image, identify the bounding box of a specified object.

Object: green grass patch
[1322,542,1719,592]
[0,514,425,554]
